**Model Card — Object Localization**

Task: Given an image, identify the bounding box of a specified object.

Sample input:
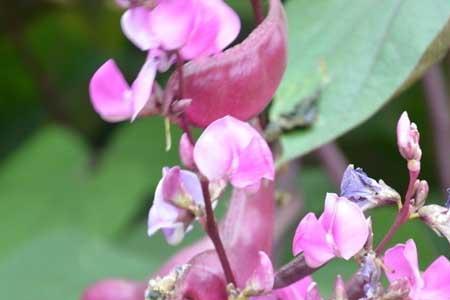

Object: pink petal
[397,111,411,150]
[82,279,146,300]
[165,0,287,127]
[321,194,369,260]
[274,276,314,300]
[292,213,335,268]
[420,256,450,299]
[246,251,275,293]
[130,56,157,120]
[179,133,195,169]
[89,59,132,122]
[208,0,241,51]
[230,136,275,189]
[121,7,159,51]
[150,0,196,50]
[383,239,422,289]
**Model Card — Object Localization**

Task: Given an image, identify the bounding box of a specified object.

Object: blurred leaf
[0,228,152,300]
[0,117,180,260]
[272,0,450,164]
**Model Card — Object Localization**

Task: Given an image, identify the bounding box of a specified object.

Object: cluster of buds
[397,112,422,173]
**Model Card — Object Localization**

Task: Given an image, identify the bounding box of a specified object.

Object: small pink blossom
[293,193,369,268]
[193,116,274,190]
[384,239,450,300]
[147,166,204,245]
[89,57,157,122]
[397,112,422,170]
[120,0,240,59]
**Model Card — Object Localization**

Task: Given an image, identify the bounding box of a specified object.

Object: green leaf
[0,117,180,259]
[0,228,153,300]
[272,0,450,165]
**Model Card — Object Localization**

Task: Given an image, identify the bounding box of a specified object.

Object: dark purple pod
[166,0,287,127]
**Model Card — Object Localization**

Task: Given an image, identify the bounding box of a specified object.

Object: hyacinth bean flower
[89,56,159,122]
[147,166,204,245]
[193,116,274,191]
[120,0,241,60]
[293,193,369,268]
[383,239,450,300]
[397,112,422,172]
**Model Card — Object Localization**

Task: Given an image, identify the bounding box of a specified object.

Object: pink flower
[384,239,450,300]
[193,116,274,190]
[82,279,145,300]
[293,193,370,268]
[147,166,204,245]
[254,276,322,300]
[397,112,422,167]
[120,0,241,60]
[89,57,157,122]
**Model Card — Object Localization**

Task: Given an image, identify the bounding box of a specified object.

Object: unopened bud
[334,275,348,300]
[418,204,450,244]
[179,133,195,169]
[397,112,422,165]
[413,180,429,209]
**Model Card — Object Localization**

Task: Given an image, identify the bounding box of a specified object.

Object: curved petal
[292,213,334,268]
[165,0,287,127]
[419,256,450,300]
[150,0,196,50]
[246,251,274,293]
[274,276,314,300]
[383,240,422,289]
[121,7,159,51]
[325,196,369,260]
[89,59,132,122]
[82,279,146,300]
[130,56,157,120]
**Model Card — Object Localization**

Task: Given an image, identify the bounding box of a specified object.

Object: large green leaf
[272,0,450,165]
[0,117,180,259]
[0,228,153,300]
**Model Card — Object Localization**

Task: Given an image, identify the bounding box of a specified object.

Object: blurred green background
[0,0,449,298]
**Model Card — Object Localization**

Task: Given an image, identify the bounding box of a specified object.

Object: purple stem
[200,180,237,286]
[375,169,419,255]
[250,0,264,25]
[314,142,349,188]
[422,64,450,191]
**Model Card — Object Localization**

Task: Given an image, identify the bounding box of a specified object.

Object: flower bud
[413,180,429,209]
[179,133,195,169]
[418,204,450,243]
[82,279,145,300]
[397,112,422,168]
[334,275,348,300]
[340,165,400,211]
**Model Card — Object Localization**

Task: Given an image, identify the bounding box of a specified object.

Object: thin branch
[314,142,349,188]
[422,64,450,191]
[201,180,237,286]
[273,254,323,289]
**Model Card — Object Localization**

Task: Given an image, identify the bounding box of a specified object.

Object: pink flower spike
[89,58,157,122]
[293,194,369,268]
[245,251,275,295]
[193,116,274,190]
[147,166,204,245]
[383,239,450,300]
[397,112,422,164]
[121,7,159,51]
[82,279,145,300]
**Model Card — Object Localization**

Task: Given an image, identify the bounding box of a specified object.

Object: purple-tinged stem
[200,180,237,286]
[375,170,419,255]
[314,142,349,188]
[422,64,450,191]
[250,0,264,25]
[273,254,323,289]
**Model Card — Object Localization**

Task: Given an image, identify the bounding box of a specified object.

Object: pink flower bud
[383,239,450,299]
[193,116,274,190]
[147,166,204,245]
[89,57,157,122]
[413,180,429,209]
[293,194,369,268]
[82,279,145,300]
[397,112,422,163]
[179,133,195,169]
[334,275,347,300]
